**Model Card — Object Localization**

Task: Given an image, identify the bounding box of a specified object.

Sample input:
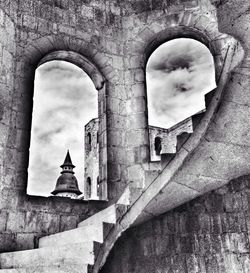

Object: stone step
[78,204,127,228]
[39,223,104,248]
[0,264,88,273]
[0,242,97,269]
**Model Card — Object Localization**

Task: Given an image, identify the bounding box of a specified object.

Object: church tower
[51,150,82,199]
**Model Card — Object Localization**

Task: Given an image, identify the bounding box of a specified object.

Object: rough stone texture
[101,175,250,273]
[0,0,249,261]
[0,0,237,210]
[84,118,101,200]
[85,116,194,191]
[0,194,106,252]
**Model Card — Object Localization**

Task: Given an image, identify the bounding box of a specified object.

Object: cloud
[28,61,98,196]
[147,38,216,128]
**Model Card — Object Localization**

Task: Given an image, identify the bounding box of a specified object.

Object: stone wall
[0,0,112,252]
[0,194,106,252]
[101,175,250,273]
[0,0,245,254]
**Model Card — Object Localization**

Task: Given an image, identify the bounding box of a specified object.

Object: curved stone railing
[92,43,237,273]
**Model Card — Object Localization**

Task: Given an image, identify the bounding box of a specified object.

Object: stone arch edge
[93,42,238,273]
[92,16,244,272]
[15,35,109,199]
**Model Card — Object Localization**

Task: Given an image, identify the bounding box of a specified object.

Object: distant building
[83,118,100,200]
[51,150,82,199]
[52,112,201,201]
[83,115,196,200]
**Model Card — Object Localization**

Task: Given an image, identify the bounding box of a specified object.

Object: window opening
[146,38,216,161]
[86,177,91,199]
[154,137,162,156]
[27,60,98,197]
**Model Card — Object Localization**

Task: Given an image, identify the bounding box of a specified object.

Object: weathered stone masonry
[0,1,249,270]
[101,175,250,273]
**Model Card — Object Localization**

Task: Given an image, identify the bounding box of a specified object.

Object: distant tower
[51,150,82,199]
[84,118,100,200]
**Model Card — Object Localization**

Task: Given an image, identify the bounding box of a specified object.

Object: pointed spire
[51,150,82,197]
[60,150,75,168]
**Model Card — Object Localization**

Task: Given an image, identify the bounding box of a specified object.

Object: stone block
[0,233,17,252]
[227,232,249,253]
[0,123,8,145]
[39,224,104,248]
[0,210,7,231]
[22,15,37,30]
[6,211,26,232]
[59,215,78,232]
[224,192,245,212]
[58,25,75,36]
[127,164,144,182]
[81,5,94,19]
[0,9,4,26]
[125,130,145,147]
[112,55,123,69]
[2,49,13,70]
[210,214,222,234]
[16,233,36,250]
[131,83,146,97]
[127,113,147,130]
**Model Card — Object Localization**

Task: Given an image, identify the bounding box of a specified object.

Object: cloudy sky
[27,38,216,196]
[27,61,97,196]
[147,38,216,127]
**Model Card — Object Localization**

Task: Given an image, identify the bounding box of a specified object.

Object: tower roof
[51,150,82,196]
[60,150,75,168]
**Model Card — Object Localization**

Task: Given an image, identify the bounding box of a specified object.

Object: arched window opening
[88,132,91,145]
[86,177,91,199]
[146,38,216,160]
[87,132,92,152]
[27,60,98,197]
[97,175,100,196]
[154,137,162,156]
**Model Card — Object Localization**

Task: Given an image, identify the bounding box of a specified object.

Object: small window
[86,177,91,198]
[154,137,162,156]
[87,132,92,152]
[88,132,91,145]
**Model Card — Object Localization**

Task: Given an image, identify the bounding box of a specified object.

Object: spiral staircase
[0,44,237,273]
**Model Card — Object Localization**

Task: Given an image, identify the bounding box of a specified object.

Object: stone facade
[0,0,250,271]
[84,115,194,199]
[84,118,101,200]
[101,174,250,273]
[149,115,194,161]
